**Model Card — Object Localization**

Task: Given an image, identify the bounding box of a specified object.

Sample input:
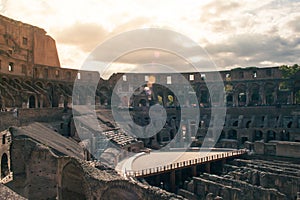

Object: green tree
[279,64,300,104]
[279,64,300,78]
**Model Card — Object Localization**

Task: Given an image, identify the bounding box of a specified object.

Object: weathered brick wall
[0,108,64,131]
[187,175,286,200]
[276,142,300,158]
[7,137,66,199]
[7,128,186,200]
[0,112,20,131]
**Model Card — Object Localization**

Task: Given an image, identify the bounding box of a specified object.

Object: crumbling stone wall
[0,108,65,131]
[6,126,185,200]
[179,157,300,200]
[6,137,59,199]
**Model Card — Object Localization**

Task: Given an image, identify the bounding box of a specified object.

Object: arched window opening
[29,95,35,108]
[1,153,9,178]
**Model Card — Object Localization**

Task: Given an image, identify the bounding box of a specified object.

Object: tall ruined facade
[0,14,99,109]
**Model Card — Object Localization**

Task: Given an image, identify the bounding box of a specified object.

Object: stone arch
[227,129,237,140]
[76,85,86,105]
[198,86,209,104]
[139,98,147,107]
[210,85,223,106]
[121,96,129,107]
[13,78,21,84]
[287,121,293,128]
[294,89,300,104]
[232,120,238,127]
[156,91,165,105]
[218,130,226,142]
[234,84,247,106]
[101,181,143,200]
[1,76,9,83]
[249,83,261,106]
[99,86,111,105]
[280,130,290,141]
[266,130,276,142]
[61,161,90,200]
[245,120,252,128]
[35,81,44,89]
[254,130,263,141]
[23,80,29,84]
[166,92,175,107]
[59,95,65,108]
[28,95,36,108]
[226,93,233,106]
[1,153,9,179]
[264,83,275,105]
[46,83,56,107]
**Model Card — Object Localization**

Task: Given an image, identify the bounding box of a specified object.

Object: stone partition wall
[0,108,65,131]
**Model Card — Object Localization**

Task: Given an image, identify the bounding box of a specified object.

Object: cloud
[3,0,300,71]
[200,0,242,22]
[205,33,300,68]
[287,16,300,33]
[53,22,108,52]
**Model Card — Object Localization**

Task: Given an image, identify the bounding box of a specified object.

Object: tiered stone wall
[178,158,300,200]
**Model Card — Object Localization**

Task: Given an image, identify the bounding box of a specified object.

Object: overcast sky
[1,0,299,75]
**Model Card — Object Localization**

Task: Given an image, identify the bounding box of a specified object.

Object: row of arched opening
[218,129,290,144]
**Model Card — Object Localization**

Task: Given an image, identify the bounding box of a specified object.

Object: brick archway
[100,181,143,200]
[60,161,90,200]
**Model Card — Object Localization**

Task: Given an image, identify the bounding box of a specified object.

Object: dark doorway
[1,153,9,178]
[29,95,35,108]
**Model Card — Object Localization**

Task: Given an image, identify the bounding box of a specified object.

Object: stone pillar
[170,170,176,192]
[238,115,243,128]
[296,192,300,200]
[205,163,211,173]
[248,129,254,142]
[191,165,197,177]
[39,96,43,108]
[263,115,268,128]
[225,115,231,127]
[292,115,298,128]
[233,93,238,107]
[273,88,278,104]
[275,131,281,140]
[222,159,226,165]
[163,91,168,107]
[260,86,266,105]
[263,131,268,142]
[156,175,161,186]
[277,115,283,127]
[35,95,38,108]
[246,89,250,106]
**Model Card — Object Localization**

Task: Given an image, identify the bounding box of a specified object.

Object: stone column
[39,96,43,108]
[35,95,38,108]
[263,131,268,142]
[191,165,197,177]
[260,85,266,105]
[273,88,278,104]
[205,163,211,173]
[246,88,250,106]
[170,170,176,192]
[233,93,238,107]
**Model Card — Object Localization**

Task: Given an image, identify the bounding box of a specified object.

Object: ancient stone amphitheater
[0,14,299,199]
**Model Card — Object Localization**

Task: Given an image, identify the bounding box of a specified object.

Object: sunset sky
[0,0,299,74]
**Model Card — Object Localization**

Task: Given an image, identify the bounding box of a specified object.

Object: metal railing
[125,149,247,177]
